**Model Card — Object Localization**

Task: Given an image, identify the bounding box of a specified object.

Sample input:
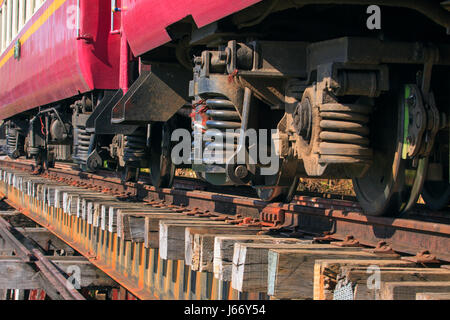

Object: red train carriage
[121,0,262,57]
[0,0,449,216]
[0,0,120,120]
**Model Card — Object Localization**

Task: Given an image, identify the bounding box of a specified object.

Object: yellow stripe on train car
[0,0,68,69]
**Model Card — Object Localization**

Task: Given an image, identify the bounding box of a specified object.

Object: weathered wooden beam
[0,234,13,250]
[159,220,229,260]
[0,211,20,216]
[106,203,144,233]
[213,235,311,282]
[313,259,417,300]
[52,186,82,209]
[16,228,75,254]
[116,208,180,241]
[0,216,85,300]
[381,281,450,300]
[5,214,37,228]
[340,266,450,300]
[78,195,117,221]
[185,226,262,272]
[0,249,14,256]
[232,243,355,293]
[50,256,117,288]
[95,201,123,231]
[267,249,399,299]
[416,292,450,300]
[89,200,120,229]
[85,198,135,226]
[144,214,204,248]
[64,191,112,217]
[0,257,41,289]
[62,190,100,215]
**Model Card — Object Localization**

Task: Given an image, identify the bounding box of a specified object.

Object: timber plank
[267,249,398,299]
[232,243,356,293]
[313,259,418,300]
[51,257,118,287]
[159,220,229,260]
[143,214,203,248]
[416,292,450,300]
[214,235,312,282]
[116,208,179,241]
[107,204,146,233]
[0,258,41,289]
[185,226,262,272]
[381,281,450,300]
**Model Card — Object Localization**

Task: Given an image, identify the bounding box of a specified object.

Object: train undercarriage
[2,2,449,216]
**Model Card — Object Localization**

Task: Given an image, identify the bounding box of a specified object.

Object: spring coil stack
[198,98,241,164]
[123,127,147,164]
[27,117,41,158]
[72,125,93,167]
[318,102,373,164]
[6,127,21,159]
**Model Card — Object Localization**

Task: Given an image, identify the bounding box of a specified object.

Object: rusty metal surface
[1,157,449,264]
[0,167,263,300]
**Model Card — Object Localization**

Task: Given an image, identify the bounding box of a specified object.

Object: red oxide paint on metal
[28,289,46,300]
[121,0,262,57]
[0,0,120,120]
[111,288,120,300]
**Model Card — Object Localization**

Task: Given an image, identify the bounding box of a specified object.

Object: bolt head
[234,165,248,179]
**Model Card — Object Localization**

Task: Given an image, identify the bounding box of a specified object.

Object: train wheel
[421,132,450,210]
[150,122,175,188]
[353,94,406,216]
[354,84,442,216]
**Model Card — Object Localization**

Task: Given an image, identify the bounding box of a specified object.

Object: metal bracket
[259,207,285,227]
[331,235,362,247]
[313,232,336,243]
[401,250,441,264]
[111,63,191,124]
[365,241,397,255]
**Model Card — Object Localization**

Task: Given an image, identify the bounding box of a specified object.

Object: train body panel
[0,0,120,120]
[121,0,262,56]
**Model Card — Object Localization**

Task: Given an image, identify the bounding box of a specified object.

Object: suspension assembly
[292,85,374,177]
[189,49,247,185]
[72,97,98,171]
[5,121,25,159]
[123,127,147,164]
[109,127,149,181]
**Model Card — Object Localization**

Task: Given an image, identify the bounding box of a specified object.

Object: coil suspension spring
[123,127,147,163]
[318,103,373,163]
[6,127,20,159]
[73,125,93,165]
[194,97,241,164]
